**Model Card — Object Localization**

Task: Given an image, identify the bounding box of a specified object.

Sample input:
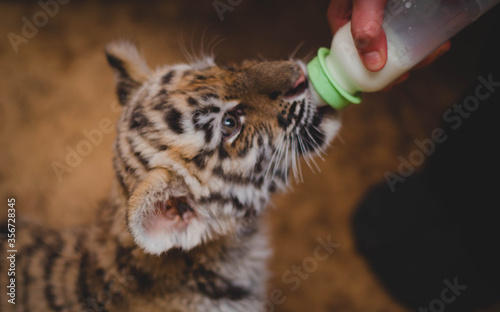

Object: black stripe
[113,138,139,196]
[116,84,130,105]
[202,93,219,100]
[113,158,129,198]
[288,101,298,117]
[254,154,265,174]
[233,102,246,113]
[129,106,151,130]
[77,251,92,302]
[203,106,221,114]
[127,137,150,169]
[165,108,184,134]
[199,193,246,211]
[235,126,249,157]
[265,124,274,142]
[21,234,45,311]
[186,149,215,169]
[192,107,220,132]
[147,138,169,151]
[192,111,202,129]
[115,244,135,272]
[45,235,65,312]
[204,122,214,144]
[199,193,224,204]
[187,97,198,106]
[193,266,250,300]
[213,166,244,183]
[115,140,137,176]
[194,106,221,116]
[106,53,129,79]
[231,196,245,210]
[277,113,290,129]
[269,91,281,100]
[193,86,214,93]
[161,70,175,84]
[285,101,298,127]
[133,151,149,168]
[268,181,277,193]
[213,166,265,188]
[257,135,264,147]
[190,153,206,169]
[243,208,257,218]
[134,130,171,152]
[60,260,72,308]
[293,99,306,131]
[129,266,155,293]
[153,100,169,111]
[300,111,326,152]
[105,52,143,105]
[218,143,229,159]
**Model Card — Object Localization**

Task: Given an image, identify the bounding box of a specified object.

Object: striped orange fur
[0,41,340,311]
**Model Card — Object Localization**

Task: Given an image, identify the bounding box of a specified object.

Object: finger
[327,0,353,34]
[351,0,388,71]
[413,41,452,70]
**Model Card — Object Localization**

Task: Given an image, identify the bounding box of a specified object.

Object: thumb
[351,0,388,71]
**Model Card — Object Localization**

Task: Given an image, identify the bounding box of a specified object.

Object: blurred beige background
[0,1,498,311]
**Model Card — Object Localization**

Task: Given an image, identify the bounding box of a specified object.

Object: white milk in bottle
[325,21,413,94]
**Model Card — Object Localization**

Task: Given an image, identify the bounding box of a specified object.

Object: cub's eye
[221,113,241,138]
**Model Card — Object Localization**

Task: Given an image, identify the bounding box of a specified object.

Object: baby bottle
[308,0,500,109]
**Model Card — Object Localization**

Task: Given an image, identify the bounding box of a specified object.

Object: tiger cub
[0,41,340,311]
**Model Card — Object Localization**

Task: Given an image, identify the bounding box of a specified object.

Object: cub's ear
[126,169,207,255]
[105,40,150,105]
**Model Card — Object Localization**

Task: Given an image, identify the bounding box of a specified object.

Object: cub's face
[106,42,340,254]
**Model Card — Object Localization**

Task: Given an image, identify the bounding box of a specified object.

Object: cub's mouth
[268,62,339,182]
[284,68,308,98]
[284,62,337,119]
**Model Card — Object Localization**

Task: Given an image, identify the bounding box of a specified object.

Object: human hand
[327,0,389,72]
[327,0,451,89]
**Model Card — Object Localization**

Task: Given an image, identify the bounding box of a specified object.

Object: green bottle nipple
[307,47,362,110]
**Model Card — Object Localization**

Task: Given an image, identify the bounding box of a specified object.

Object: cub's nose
[283,66,307,99]
[245,61,304,96]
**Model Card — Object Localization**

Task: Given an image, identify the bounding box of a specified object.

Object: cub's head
[106,41,340,255]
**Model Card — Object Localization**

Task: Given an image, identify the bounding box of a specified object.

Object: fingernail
[362,51,383,71]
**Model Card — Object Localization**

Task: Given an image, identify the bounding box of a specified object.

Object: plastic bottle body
[325,21,413,93]
[313,0,500,102]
